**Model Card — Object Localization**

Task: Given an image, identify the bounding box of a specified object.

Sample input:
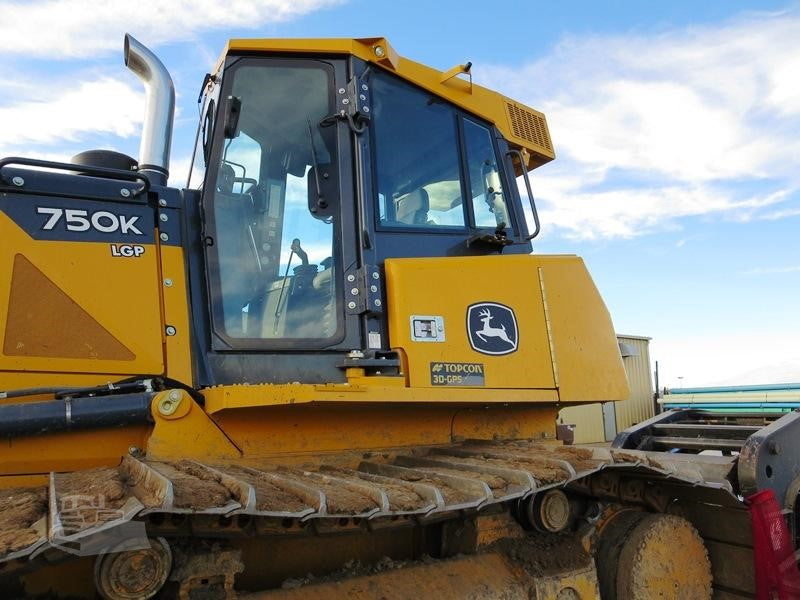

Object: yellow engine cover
[385,254,629,402]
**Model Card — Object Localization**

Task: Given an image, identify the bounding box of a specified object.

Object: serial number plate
[430,362,485,386]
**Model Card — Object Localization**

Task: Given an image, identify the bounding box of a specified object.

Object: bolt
[359,94,366,101]
[338,88,345,94]
[347,274,355,282]
[165,325,177,336]
[372,272,379,280]
[374,299,382,307]
[158,391,182,416]
[128,446,141,456]
[159,198,167,207]
[351,287,359,296]
[361,84,368,91]
[348,301,356,310]
[160,232,169,242]
[769,441,782,455]
[363,106,370,113]
[342,98,349,105]
[11,176,24,187]
[164,279,173,287]
[370,285,378,292]
[374,45,386,58]
[120,188,131,198]
[159,213,168,222]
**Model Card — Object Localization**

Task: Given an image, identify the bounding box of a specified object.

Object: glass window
[372,71,466,229]
[463,119,511,230]
[208,60,339,342]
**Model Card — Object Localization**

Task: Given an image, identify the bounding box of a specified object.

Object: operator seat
[395,189,431,225]
[212,163,262,337]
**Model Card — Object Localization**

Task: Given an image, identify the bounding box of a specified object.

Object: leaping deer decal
[475,308,513,345]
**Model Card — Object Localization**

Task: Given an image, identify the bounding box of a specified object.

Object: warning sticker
[430,362,485,386]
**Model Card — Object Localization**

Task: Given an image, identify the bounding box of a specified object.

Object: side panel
[385,255,629,401]
[385,255,555,390]
[0,192,164,386]
[538,255,630,402]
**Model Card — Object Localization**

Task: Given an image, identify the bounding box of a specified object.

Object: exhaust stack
[124,34,175,186]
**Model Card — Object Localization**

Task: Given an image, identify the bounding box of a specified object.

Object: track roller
[524,489,573,533]
[94,537,172,600]
[596,511,712,600]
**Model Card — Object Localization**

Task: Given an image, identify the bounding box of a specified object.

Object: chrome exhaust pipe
[124,33,175,186]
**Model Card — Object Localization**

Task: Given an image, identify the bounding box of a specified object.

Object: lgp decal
[110,244,145,257]
[466,302,518,355]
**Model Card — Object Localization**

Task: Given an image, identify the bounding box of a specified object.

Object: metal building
[559,334,654,443]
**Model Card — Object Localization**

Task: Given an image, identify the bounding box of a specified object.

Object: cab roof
[219,37,554,171]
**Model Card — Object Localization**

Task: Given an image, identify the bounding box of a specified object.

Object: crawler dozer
[1,35,798,599]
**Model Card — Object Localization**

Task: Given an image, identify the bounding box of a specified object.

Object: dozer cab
[1,34,799,599]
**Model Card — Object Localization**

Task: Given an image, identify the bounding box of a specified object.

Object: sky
[0,0,798,389]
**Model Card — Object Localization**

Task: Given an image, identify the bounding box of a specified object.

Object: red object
[748,489,800,599]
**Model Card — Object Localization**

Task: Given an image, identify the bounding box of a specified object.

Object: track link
[0,440,739,566]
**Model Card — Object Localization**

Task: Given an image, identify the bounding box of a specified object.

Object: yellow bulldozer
[0,34,798,599]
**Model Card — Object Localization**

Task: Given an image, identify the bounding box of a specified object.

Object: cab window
[371,70,466,229]
[206,59,340,344]
[463,118,511,230]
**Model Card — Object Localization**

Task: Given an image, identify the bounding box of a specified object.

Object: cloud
[480,9,800,240]
[0,0,343,58]
[0,78,143,148]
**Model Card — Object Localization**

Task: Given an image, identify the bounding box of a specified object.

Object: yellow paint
[20,556,95,598]
[209,403,554,460]
[248,551,599,600]
[0,425,148,476]
[451,405,556,441]
[145,390,241,461]
[0,211,163,384]
[384,255,628,403]
[219,37,554,170]
[159,245,193,384]
[0,473,49,490]
[532,565,600,600]
[202,382,559,414]
[538,256,630,403]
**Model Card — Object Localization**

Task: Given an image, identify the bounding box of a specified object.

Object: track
[0,439,740,569]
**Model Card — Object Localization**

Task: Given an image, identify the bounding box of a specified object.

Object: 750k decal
[37,207,143,235]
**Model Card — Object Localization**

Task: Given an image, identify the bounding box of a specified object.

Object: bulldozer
[0,34,798,599]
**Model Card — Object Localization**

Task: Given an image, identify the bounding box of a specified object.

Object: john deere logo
[466,302,518,355]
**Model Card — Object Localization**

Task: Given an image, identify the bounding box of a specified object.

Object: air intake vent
[505,102,553,153]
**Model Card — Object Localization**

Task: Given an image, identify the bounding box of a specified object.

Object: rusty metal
[244,550,599,600]
[527,489,571,533]
[738,410,800,504]
[93,536,172,600]
[615,514,711,599]
[0,438,749,588]
[167,543,243,600]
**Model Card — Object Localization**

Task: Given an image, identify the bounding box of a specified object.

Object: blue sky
[1,0,798,388]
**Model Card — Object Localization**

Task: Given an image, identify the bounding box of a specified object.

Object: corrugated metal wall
[615,336,655,432]
[559,402,605,444]
[558,335,655,444]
